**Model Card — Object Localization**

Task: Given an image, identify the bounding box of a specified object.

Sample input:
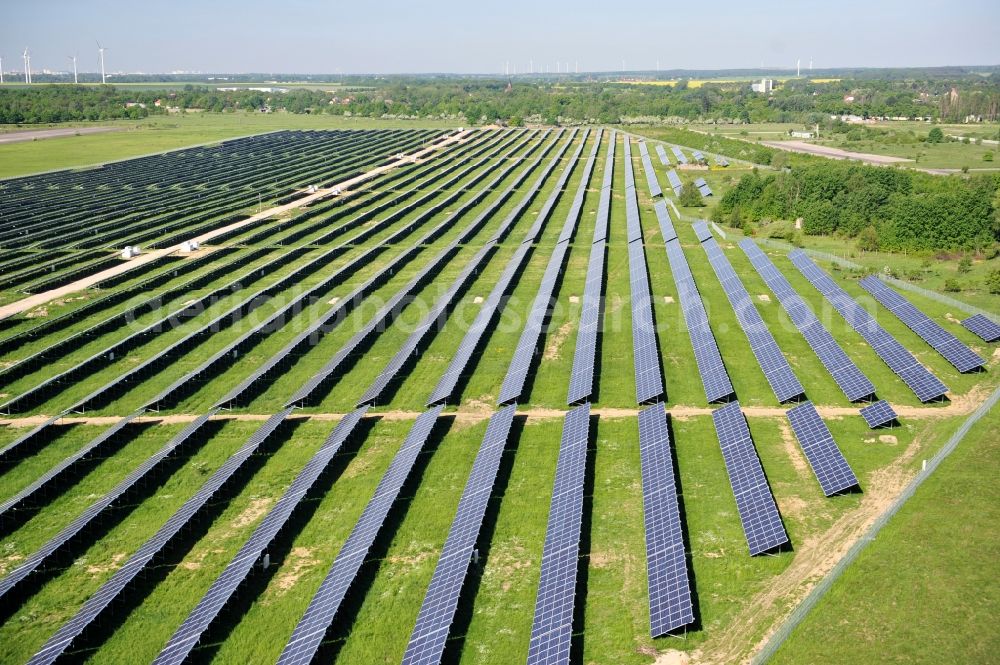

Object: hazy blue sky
[3,0,999,75]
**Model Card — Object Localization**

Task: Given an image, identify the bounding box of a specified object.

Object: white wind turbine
[23,48,31,84]
[97,41,107,83]
[68,54,78,83]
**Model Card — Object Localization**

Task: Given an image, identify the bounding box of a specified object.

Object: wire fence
[755,238,999,322]
[752,384,1000,664]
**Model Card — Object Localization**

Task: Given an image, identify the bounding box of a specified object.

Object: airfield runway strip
[0,130,472,322]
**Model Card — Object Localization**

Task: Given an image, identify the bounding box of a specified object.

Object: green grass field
[0,126,997,665]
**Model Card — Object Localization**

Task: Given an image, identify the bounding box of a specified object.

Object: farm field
[0,126,997,665]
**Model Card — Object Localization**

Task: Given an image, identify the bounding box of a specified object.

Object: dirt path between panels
[0,130,472,322]
[0,388,988,429]
[0,126,124,145]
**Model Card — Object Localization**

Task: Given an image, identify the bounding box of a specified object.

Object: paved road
[0,126,124,145]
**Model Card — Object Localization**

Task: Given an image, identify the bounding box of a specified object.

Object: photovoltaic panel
[670,146,688,164]
[961,313,1000,343]
[711,401,788,555]
[692,150,705,162]
[701,237,804,403]
[153,407,369,665]
[28,409,293,665]
[401,404,515,665]
[859,400,897,429]
[692,221,713,243]
[716,156,730,167]
[666,169,683,195]
[591,130,616,244]
[637,404,694,636]
[652,200,677,243]
[636,140,663,198]
[785,401,859,496]
[499,131,604,405]
[655,144,670,166]
[859,276,985,373]
[526,403,590,665]
[740,239,875,401]
[277,406,443,665]
[789,250,947,403]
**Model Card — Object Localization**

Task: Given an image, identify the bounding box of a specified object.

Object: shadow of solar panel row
[277,406,442,665]
[790,250,947,402]
[0,413,140,530]
[636,404,695,636]
[287,131,554,407]
[666,169,683,195]
[0,246,271,389]
[859,276,985,373]
[216,132,524,409]
[701,237,804,403]
[711,401,789,555]
[655,144,671,166]
[785,401,859,496]
[859,399,898,428]
[0,410,217,605]
[499,131,604,405]
[739,239,875,401]
[2,130,434,251]
[637,140,663,197]
[0,413,65,464]
[526,403,590,665]
[662,236,734,403]
[401,405,516,665]
[961,313,1000,343]
[361,131,574,406]
[26,409,292,665]
[670,146,688,165]
[153,407,368,665]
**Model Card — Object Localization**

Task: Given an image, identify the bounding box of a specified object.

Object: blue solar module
[499,132,604,406]
[153,407,369,665]
[701,237,805,403]
[567,239,606,404]
[28,409,293,665]
[277,406,443,665]
[651,200,678,242]
[692,221,713,243]
[859,276,985,373]
[401,405,515,665]
[655,144,671,166]
[859,400,897,429]
[637,404,694,636]
[666,169,683,195]
[711,401,789,555]
[716,156,730,167]
[591,130,616,244]
[692,150,705,162]
[636,140,663,198]
[526,403,590,665]
[790,250,947,403]
[670,146,688,165]
[961,314,1000,343]
[785,402,859,496]
[740,239,875,401]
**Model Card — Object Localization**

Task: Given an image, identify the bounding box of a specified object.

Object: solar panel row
[360,131,576,406]
[859,276,985,373]
[636,404,695,636]
[692,150,705,162]
[961,313,1000,343]
[28,409,293,665]
[498,130,604,406]
[153,407,369,665]
[670,146,688,165]
[655,144,671,166]
[666,169,683,196]
[636,140,663,198]
[790,251,947,402]
[785,401,859,496]
[716,156,730,167]
[701,236,805,403]
[859,399,898,429]
[401,405,516,665]
[566,132,616,405]
[739,239,875,402]
[277,406,443,665]
[526,403,590,664]
[711,401,789,555]
[692,220,713,243]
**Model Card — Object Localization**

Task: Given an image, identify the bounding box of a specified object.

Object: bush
[678,183,705,207]
[943,278,962,292]
[987,269,1000,295]
[858,226,880,252]
[927,127,944,143]
[957,256,973,274]
[984,152,994,162]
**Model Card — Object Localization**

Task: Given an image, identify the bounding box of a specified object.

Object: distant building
[751,78,773,93]
[790,130,815,138]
